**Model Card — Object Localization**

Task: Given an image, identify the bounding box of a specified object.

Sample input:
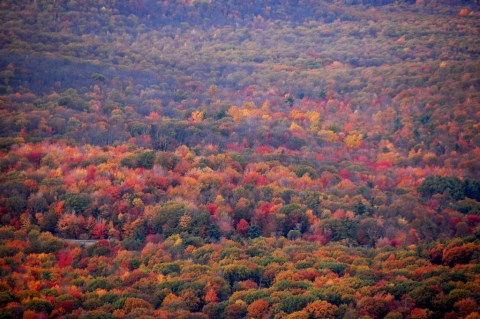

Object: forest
[0,0,480,318]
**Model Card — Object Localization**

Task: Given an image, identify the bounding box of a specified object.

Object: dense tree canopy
[0,0,479,318]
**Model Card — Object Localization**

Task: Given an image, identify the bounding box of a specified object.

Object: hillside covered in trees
[0,0,480,318]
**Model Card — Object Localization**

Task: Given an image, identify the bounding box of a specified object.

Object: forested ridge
[0,1,480,318]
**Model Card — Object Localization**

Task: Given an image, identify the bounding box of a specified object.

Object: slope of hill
[0,1,479,318]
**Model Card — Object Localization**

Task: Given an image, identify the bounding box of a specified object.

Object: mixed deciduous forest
[1,0,480,318]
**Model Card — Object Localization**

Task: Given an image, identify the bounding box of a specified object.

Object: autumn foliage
[1,0,480,318]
